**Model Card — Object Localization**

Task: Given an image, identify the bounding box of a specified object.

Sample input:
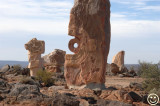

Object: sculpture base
[68,83,106,90]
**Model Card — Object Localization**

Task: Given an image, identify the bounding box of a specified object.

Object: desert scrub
[149,88,160,97]
[13,64,22,71]
[36,69,55,87]
[138,61,160,92]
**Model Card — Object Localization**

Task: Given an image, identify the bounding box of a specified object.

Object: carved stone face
[64,0,111,89]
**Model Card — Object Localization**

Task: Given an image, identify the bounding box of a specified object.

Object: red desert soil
[105,76,143,88]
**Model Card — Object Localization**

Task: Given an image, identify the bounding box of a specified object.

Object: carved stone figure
[64,0,111,90]
[112,51,125,68]
[25,38,45,76]
[43,49,66,73]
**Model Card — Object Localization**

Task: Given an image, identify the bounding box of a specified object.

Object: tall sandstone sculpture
[25,38,45,76]
[112,51,125,68]
[64,0,111,89]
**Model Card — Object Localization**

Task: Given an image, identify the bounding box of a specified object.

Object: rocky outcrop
[25,38,45,76]
[112,51,125,67]
[64,0,111,90]
[106,51,137,77]
[43,49,66,73]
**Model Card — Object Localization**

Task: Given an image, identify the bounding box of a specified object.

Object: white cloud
[0,0,72,18]
[111,13,126,18]
[137,6,160,11]
[112,20,160,37]
[0,18,68,35]
[0,0,72,36]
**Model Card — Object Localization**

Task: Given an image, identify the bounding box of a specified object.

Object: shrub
[36,70,54,87]
[138,61,160,92]
[149,88,160,97]
[13,64,22,71]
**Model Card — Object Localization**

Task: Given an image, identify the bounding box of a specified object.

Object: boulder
[126,91,142,102]
[0,65,10,73]
[64,0,111,89]
[110,63,120,75]
[119,65,128,73]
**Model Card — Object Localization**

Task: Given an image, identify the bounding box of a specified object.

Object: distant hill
[125,64,140,72]
[0,60,140,71]
[0,60,28,69]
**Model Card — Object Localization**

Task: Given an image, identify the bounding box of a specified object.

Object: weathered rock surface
[8,83,44,101]
[106,64,137,77]
[43,49,66,73]
[64,0,111,90]
[25,38,45,76]
[110,63,120,75]
[112,51,125,67]
[52,93,80,106]
[0,64,10,73]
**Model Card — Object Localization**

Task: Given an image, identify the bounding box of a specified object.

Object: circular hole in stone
[74,43,78,48]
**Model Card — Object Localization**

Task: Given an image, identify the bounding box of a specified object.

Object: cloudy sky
[0,0,160,64]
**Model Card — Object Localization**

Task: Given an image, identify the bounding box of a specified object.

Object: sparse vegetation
[36,69,55,87]
[149,88,160,97]
[13,64,22,71]
[138,61,160,92]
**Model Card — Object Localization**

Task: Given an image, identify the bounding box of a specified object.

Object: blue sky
[0,0,160,64]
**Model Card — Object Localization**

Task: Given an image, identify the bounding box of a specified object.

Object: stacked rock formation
[64,0,111,90]
[106,51,137,77]
[25,38,45,76]
[43,49,66,73]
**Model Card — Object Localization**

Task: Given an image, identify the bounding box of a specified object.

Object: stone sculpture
[25,38,45,76]
[43,49,66,73]
[64,0,111,90]
[112,51,125,68]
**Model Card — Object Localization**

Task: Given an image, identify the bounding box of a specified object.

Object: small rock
[118,74,124,78]
[48,86,65,92]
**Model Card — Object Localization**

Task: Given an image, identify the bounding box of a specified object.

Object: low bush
[36,70,54,87]
[138,61,160,92]
[13,64,22,71]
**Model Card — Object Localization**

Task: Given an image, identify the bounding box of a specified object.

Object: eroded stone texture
[64,0,111,90]
[43,49,66,73]
[112,51,125,68]
[25,38,45,76]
